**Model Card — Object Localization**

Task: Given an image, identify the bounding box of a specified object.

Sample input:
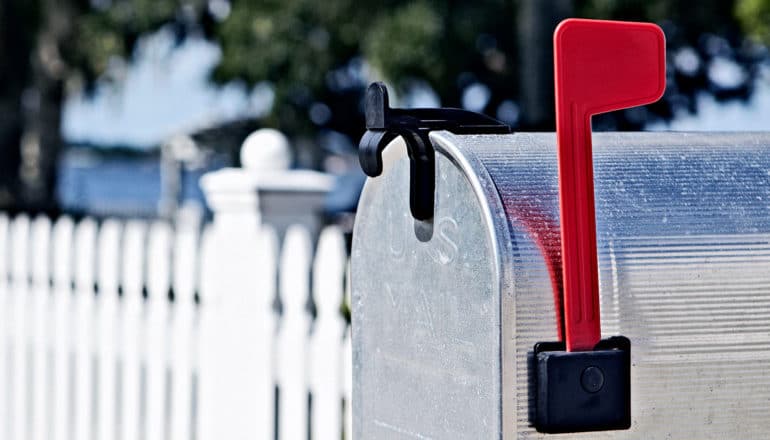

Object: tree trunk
[517,0,573,131]
[21,70,65,213]
[0,0,37,211]
[20,0,73,213]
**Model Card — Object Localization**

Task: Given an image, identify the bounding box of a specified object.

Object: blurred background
[1,2,770,439]
[0,0,768,221]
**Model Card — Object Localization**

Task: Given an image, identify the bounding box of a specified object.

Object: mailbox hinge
[358,82,511,220]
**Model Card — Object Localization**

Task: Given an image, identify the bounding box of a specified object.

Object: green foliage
[215,1,340,89]
[577,0,741,40]
[736,0,770,44]
[211,0,520,140]
[212,0,374,137]
[8,0,770,156]
[578,0,668,21]
[209,0,761,139]
[66,0,208,84]
[364,2,444,85]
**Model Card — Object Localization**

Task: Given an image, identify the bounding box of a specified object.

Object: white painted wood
[10,215,31,440]
[197,206,265,440]
[310,227,347,440]
[96,220,122,440]
[0,214,9,439]
[343,261,353,440]
[196,224,215,440]
[343,328,352,440]
[145,221,172,440]
[51,217,74,440]
[120,220,146,440]
[255,225,278,440]
[73,218,97,440]
[277,225,313,440]
[0,211,354,440]
[30,216,52,440]
[169,220,198,440]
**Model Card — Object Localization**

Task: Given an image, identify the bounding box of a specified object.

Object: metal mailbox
[352,19,770,439]
[352,129,770,439]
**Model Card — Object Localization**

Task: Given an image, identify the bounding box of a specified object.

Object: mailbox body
[352,131,770,439]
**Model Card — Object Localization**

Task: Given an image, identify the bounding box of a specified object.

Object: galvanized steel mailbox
[352,19,770,439]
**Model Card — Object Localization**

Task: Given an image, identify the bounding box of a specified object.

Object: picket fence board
[344,261,354,440]
[51,216,74,440]
[146,221,171,440]
[170,218,198,440]
[121,220,145,440]
[74,218,97,440]
[278,225,312,440]
[30,216,51,440]
[254,225,279,440]
[310,226,347,440]
[0,214,9,439]
[97,219,121,440]
[0,213,351,440]
[11,215,31,440]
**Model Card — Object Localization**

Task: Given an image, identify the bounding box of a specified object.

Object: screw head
[581,366,605,393]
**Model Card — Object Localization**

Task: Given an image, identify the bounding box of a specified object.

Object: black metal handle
[358,82,510,220]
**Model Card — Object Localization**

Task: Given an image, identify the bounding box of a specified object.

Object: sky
[62,29,273,148]
[61,30,770,149]
[649,70,770,132]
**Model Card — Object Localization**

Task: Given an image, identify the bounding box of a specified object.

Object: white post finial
[202,127,334,244]
[240,128,292,172]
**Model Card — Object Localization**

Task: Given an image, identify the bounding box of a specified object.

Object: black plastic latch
[534,336,631,434]
[358,82,510,220]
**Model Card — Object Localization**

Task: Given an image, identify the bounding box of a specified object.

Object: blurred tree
[0,0,766,212]
[212,0,767,154]
[575,0,766,130]
[0,1,42,211]
[213,0,527,164]
[736,0,770,44]
[0,0,216,212]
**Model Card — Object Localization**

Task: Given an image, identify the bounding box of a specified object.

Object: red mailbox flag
[554,19,666,351]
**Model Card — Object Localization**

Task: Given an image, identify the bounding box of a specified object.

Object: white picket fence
[0,212,352,440]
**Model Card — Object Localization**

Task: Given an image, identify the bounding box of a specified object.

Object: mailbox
[352,19,770,439]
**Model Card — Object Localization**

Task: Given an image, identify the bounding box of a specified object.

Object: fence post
[198,163,265,440]
[237,128,335,243]
[197,128,337,439]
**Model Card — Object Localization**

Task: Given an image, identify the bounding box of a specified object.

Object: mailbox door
[352,136,516,439]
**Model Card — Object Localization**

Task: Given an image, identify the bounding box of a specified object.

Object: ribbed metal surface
[449,131,770,439]
[353,131,770,439]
